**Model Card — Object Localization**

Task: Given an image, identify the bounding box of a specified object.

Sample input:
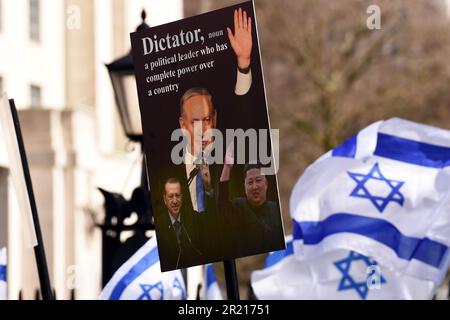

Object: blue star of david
[347,163,405,213]
[172,277,186,300]
[334,251,386,300]
[137,281,163,300]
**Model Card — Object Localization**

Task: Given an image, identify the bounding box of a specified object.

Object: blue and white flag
[99,236,186,300]
[201,264,223,300]
[0,247,6,300]
[290,118,450,285]
[251,236,436,300]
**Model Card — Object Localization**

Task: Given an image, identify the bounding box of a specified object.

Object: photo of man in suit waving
[159,8,255,267]
[177,7,254,215]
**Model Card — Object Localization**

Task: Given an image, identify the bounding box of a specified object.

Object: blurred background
[0,0,449,299]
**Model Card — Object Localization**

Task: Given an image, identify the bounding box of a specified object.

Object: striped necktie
[173,220,182,240]
[196,165,205,213]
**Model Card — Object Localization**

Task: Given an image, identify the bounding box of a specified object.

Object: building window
[29,0,40,41]
[30,84,41,107]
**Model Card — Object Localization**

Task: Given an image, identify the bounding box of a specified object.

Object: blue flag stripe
[331,132,450,168]
[0,265,6,282]
[206,264,216,289]
[293,214,448,268]
[265,241,294,267]
[374,133,450,168]
[332,135,357,158]
[109,246,160,300]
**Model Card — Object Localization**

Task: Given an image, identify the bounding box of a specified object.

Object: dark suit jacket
[217,181,285,259]
[155,208,205,271]
[170,163,224,263]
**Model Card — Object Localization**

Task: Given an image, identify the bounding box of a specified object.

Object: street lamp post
[106,10,149,144]
[99,10,154,286]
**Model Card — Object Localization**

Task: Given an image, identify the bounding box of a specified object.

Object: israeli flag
[99,236,186,300]
[0,247,6,300]
[290,118,450,285]
[201,264,223,300]
[251,236,436,300]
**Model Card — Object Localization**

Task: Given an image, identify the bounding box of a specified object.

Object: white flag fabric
[99,236,186,300]
[290,118,450,285]
[201,264,223,300]
[0,247,6,300]
[251,237,436,300]
[0,95,37,247]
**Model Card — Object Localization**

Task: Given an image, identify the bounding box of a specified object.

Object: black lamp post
[106,10,149,144]
[99,10,154,287]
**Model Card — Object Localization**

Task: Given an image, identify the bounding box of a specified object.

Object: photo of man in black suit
[218,157,285,258]
[176,7,254,216]
[156,177,204,271]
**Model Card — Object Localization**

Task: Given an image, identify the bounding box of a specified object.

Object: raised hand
[220,142,235,182]
[224,142,235,168]
[227,8,252,69]
[199,164,213,192]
